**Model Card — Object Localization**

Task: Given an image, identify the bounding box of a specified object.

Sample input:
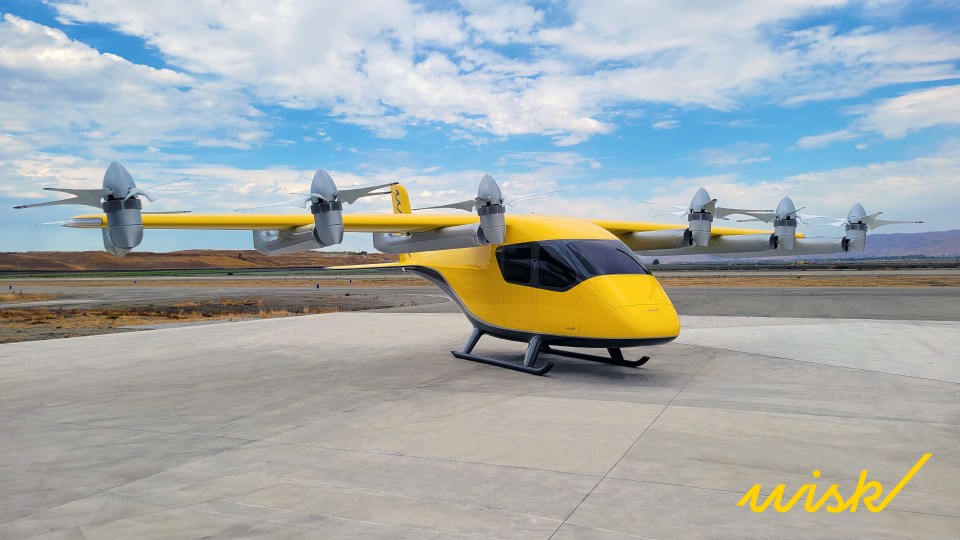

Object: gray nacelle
[308,169,345,248]
[253,228,320,255]
[101,162,144,253]
[476,174,506,245]
[477,202,506,245]
[686,188,715,247]
[310,200,344,247]
[771,197,798,251]
[102,197,144,251]
[842,203,869,252]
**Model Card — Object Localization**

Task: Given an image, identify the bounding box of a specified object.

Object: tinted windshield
[567,240,650,276]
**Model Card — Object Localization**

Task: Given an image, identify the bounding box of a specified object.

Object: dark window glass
[567,240,650,276]
[538,246,577,289]
[499,246,533,284]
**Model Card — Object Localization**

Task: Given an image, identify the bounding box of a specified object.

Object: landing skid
[451,328,554,375]
[451,328,651,375]
[541,345,650,368]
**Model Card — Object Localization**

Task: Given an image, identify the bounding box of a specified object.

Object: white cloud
[463,1,544,44]
[856,85,960,139]
[796,84,960,148]
[0,14,266,157]
[652,119,679,130]
[795,129,859,149]
[38,0,960,147]
[695,143,771,167]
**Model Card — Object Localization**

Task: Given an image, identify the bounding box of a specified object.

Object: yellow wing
[67,213,478,233]
[66,213,792,237]
[588,219,796,238]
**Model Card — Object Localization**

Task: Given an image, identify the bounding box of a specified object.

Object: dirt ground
[0,294,444,344]
[3,277,426,289]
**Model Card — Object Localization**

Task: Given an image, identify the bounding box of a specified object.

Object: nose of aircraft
[587,275,680,339]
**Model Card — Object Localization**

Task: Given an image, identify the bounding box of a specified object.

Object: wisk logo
[737,453,931,513]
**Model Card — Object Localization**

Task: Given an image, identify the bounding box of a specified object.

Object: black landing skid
[451,328,650,375]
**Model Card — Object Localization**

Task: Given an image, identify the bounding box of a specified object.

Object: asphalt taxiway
[1,289,958,538]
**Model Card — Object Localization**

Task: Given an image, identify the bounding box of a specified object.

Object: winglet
[390,184,414,263]
[391,184,411,215]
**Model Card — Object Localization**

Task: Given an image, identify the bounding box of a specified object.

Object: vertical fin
[391,184,411,215]
[391,184,412,262]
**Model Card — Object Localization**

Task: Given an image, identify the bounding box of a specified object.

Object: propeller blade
[734,211,777,223]
[14,188,112,209]
[506,190,565,207]
[337,182,398,205]
[654,210,689,217]
[638,200,688,211]
[868,218,924,228]
[123,179,187,201]
[414,199,477,212]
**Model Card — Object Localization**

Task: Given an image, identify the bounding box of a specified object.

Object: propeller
[241,170,395,212]
[637,187,774,247]
[414,188,564,212]
[300,169,396,205]
[821,203,923,229]
[823,203,923,252]
[14,162,153,255]
[638,188,772,220]
[730,197,804,250]
[251,168,397,253]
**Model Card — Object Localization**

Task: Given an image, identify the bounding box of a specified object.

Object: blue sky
[1,0,959,253]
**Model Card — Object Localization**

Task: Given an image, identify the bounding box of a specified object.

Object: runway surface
[1,290,958,538]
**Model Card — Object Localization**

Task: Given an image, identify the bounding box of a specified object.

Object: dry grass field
[0,294,439,344]
[5,277,426,289]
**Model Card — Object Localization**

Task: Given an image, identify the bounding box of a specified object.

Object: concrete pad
[1,310,958,538]
[268,390,663,476]
[609,405,958,517]
[677,315,960,383]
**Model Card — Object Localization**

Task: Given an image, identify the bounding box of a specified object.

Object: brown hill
[0,250,397,272]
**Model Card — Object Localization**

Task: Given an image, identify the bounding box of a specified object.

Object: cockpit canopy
[495,239,651,292]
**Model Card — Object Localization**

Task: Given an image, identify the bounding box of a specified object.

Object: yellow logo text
[737,453,931,513]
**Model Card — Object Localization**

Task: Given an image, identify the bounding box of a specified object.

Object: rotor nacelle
[771,197,798,251]
[101,162,144,254]
[685,187,715,247]
[476,174,506,245]
[308,169,344,247]
[842,203,868,252]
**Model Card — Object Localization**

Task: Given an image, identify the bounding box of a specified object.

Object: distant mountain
[831,229,960,258]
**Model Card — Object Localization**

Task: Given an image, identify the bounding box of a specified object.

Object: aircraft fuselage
[406,215,681,348]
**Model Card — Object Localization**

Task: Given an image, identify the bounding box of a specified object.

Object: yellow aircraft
[19,163,903,374]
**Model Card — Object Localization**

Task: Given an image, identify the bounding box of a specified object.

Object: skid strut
[451,328,554,375]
